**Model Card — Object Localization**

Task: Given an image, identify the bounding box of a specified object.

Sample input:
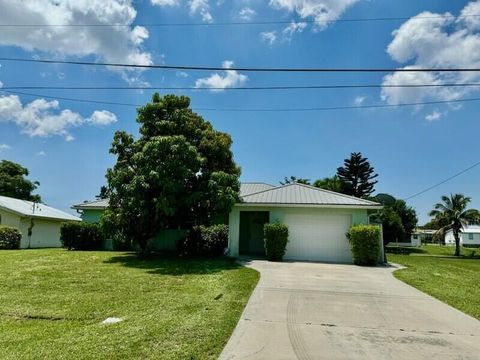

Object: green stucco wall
[79,209,104,223]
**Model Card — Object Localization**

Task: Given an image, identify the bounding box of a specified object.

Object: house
[0,195,80,248]
[229,182,383,263]
[445,226,480,247]
[397,229,437,247]
[73,182,384,262]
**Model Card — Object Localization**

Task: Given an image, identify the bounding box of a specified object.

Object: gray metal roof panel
[241,183,381,207]
[0,195,81,221]
[240,183,276,197]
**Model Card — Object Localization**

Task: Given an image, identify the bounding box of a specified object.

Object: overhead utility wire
[3,89,480,112]
[2,83,480,91]
[0,14,479,27]
[404,161,480,201]
[2,57,480,73]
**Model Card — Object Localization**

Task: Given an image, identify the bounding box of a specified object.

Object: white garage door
[283,213,352,263]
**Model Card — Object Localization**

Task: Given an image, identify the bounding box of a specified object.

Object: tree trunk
[453,229,460,257]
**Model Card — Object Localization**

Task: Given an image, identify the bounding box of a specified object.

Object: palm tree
[429,194,480,256]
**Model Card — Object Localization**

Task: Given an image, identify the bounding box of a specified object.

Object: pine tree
[336,152,378,198]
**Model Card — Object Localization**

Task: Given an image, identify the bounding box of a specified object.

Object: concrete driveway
[220,260,480,360]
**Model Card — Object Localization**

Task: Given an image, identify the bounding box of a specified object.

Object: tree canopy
[371,193,417,245]
[313,175,345,193]
[429,194,480,256]
[280,176,311,185]
[337,152,378,198]
[103,93,241,254]
[0,160,41,202]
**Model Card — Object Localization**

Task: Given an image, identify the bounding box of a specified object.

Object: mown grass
[388,245,480,320]
[0,249,259,360]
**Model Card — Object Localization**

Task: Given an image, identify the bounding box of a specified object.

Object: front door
[239,211,269,255]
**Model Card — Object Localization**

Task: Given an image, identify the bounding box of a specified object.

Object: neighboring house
[398,229,437,247]
[229,182,383,263]
[445,226,480,247]
[72,198,108,223]
[0,195,80,248]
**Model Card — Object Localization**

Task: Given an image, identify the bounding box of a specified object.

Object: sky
[0,0,480,224]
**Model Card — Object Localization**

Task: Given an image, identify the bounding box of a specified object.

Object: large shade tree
[0,160,41,202]
[429,194,480,256]
[104,94,241,254]
[337,152,378,198]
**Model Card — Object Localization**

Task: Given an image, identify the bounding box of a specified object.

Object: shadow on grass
[103,252,242,276]
[385,246,427,255]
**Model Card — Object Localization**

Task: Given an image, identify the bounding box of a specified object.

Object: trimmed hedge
[60,222,104,251]
[0,226,21,250]
[264,223,289,261]
[178,224,229,256]
[347,224,381,266]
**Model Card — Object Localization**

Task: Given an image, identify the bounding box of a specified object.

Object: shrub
[347,224,381,266]
[0,226,21,250]
[264,223,289,261]
[177,224,229,256]
[60,222,104,251]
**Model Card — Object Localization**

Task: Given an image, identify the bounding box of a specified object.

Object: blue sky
[0,0,480,223]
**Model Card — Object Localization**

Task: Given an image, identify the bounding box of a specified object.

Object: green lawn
[0,249,259,360]
[388,245,480,320]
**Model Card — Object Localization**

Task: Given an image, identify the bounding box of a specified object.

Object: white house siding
[229,205,375,263]
[0,209,21,229]
[445,230,480,247]
[18,217,63,248]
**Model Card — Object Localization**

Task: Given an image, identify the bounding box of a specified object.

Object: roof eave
[236,202,383,209]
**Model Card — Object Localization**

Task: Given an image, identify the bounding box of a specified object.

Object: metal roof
[240,183,382,208]
[447,225,480,234]
[72,198,109,210]
[0,195,81,221]
[73,183,277,210]
[240,182,276,197]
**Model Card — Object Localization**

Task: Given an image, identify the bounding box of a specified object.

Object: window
[413,234,418,239]
[468,233,474,240]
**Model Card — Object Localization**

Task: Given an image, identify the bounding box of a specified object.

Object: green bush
[264,223,289,261]
[177,224,229,256]
[0,226,21,250]
[347,224,381,266]
[60,222,104,251]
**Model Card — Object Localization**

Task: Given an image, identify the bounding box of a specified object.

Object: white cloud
[382,2,480,106]
[0,144,10,150]
[195,60,248,91]
[88,110,118,125]
[0,95,117,140]
[36,150,46,156]
[260,31,277,45]
[176,71,189,78]
[189,0,213,22]
[354,96,366,106]
[151,0,180,5]
[269,0,359,30]
[425,110,443,122]
[0,0,152,83]
[282,21,307,41]
[238,7,256,21]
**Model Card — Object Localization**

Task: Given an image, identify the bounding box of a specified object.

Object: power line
[3,89,480,112]
[405,161,480,201]
[2,83,480,91]
[0,14,478,27]
[2,57,480,73]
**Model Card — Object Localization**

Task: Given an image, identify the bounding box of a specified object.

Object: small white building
[445,226,480,247]
[409,229,436,247]
[0,195,80,248]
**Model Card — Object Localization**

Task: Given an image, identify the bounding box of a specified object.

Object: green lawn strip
[0,249,259,360]
[388,246,480,320]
